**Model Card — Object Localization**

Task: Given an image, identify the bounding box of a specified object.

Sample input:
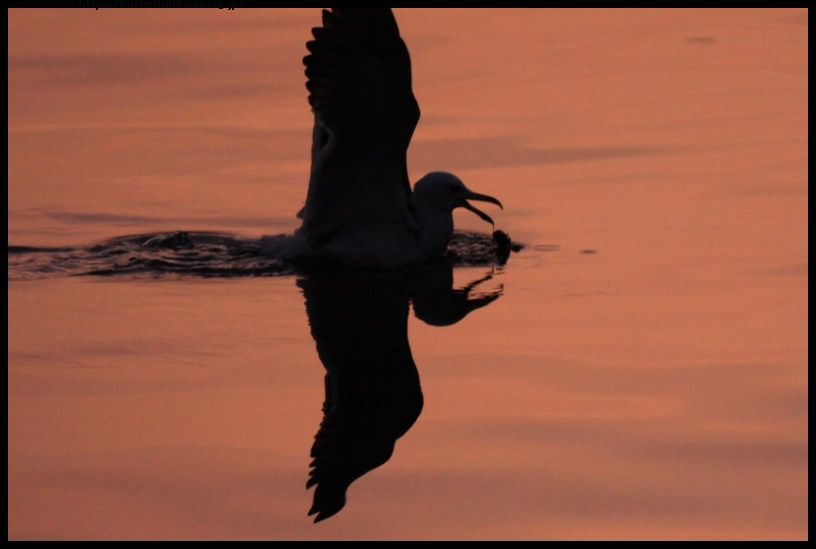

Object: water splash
[8,230,521,280]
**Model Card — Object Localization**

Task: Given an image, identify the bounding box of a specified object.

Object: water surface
[8,8,808,540]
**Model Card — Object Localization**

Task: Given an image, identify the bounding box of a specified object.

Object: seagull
[262,8,503,267]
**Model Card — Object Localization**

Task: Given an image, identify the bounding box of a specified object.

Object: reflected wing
[298,271,423,522]
[299,8,420,248]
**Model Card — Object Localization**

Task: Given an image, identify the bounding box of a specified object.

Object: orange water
[8,8,807,540]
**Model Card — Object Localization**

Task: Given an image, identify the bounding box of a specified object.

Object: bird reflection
[297,259,502,522]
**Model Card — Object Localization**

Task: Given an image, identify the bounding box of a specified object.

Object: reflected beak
[461,190,503,226]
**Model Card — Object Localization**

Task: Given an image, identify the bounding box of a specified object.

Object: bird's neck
[410,197,454,261]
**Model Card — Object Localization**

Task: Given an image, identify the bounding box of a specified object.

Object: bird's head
[413,172,503,225]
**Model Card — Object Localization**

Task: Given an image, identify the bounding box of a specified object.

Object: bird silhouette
[299,260,501,522]
[262,8,503,267]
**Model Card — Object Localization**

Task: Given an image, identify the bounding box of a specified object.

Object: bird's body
[262,8,502,267]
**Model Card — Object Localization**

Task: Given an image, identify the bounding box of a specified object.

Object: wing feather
[298,8,420,251]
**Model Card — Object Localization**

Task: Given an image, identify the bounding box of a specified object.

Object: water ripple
[8,230,521,280]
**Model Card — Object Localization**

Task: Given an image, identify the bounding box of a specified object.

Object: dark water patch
[8,245,75,254]
[411,136,666,172]
[8,230,523,280]
[757,262,808,278]
[42,210,294,229]
[685,36,716,45]
[532,244,560,252]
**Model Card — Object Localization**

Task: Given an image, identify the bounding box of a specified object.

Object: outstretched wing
[298,270,423,522]
[298,8,420,250]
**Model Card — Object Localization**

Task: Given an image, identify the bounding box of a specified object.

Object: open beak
[461,190,503,226]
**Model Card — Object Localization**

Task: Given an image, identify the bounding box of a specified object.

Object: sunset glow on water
[8,8,807,540]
